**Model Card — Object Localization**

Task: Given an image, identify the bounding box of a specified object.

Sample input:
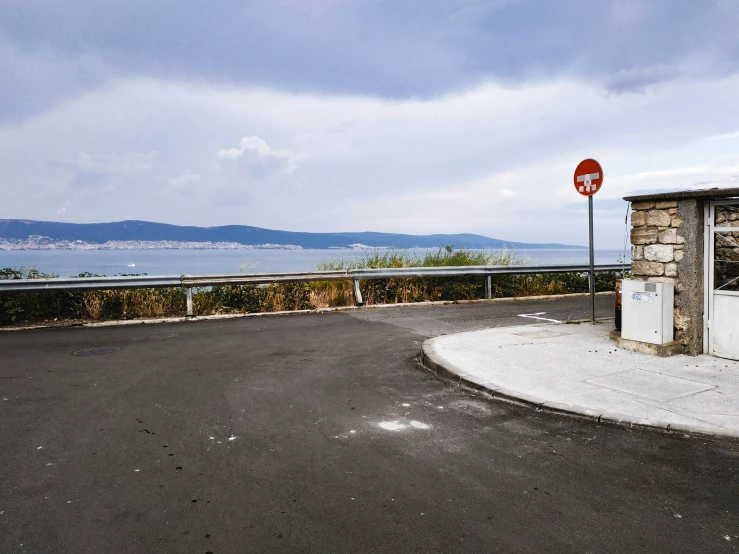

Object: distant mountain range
[0,219,584,250]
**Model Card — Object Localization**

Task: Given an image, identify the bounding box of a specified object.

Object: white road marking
[409,421,431,429]
[378,421,406,431]
[518,312,562,323]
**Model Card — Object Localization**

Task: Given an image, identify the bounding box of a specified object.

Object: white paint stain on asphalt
[518,312,562,323]
[379,420,432,431]
[410,421,431,429]
[379,421,406,431]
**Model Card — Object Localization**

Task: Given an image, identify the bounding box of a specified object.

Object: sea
[0,248,629,277]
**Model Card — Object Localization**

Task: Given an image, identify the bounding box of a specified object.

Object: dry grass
[83,294,104,320]
[79,289,186,320]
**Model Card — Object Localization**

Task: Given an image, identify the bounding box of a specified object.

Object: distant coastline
[0,219,586,250]
[0,238,304,251]
[0,238,410,251]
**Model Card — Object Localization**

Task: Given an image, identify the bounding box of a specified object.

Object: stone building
[623,188,739,359]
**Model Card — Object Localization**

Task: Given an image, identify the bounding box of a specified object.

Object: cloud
[625,175,739,198]
[0,71,739,246]
[0,0,736,105]
[603,65,681,94]
[168,170,201,188]
[0,37,110,123]
[2,0,739,248]
[74,151,157,176]
[217,137,274,160]
[56,201,72,217]
[48,151,157,189]
[216,136,295,178]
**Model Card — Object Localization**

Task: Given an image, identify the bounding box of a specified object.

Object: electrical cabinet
[621,280,674,345]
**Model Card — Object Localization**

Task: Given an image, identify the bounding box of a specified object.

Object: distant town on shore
[0,219,585,251]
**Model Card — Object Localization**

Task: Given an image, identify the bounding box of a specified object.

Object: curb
[419,335,739,441]
[0,306,360,331]
[0,291,615,332]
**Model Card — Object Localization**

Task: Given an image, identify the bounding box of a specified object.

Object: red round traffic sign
[573,159,603,197]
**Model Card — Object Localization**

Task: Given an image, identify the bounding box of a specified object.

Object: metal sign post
[588,195,595,323]
[573,159,604,324]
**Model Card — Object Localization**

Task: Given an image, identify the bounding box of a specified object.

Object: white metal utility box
[621,280,674,345]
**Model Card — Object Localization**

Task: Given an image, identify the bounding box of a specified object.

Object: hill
[0,219,584,250]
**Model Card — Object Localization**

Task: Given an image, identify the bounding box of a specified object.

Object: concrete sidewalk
[421,321,739,438]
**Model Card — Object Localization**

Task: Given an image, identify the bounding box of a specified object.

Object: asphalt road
[349,294,616,336]
[1,296,737,553]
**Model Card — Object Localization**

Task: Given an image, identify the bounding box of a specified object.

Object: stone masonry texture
[629,198,704,355]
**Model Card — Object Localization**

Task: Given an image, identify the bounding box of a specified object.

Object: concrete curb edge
[419,337,739,441]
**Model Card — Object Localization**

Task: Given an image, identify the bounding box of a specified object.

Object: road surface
[1,295,737,553]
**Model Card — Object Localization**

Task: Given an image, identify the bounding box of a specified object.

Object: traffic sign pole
[588,195,595,324]
[573,158,603,325]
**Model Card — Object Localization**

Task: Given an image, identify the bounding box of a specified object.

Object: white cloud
[74,151,157,176]
[216,136,295,178]
[169,170,201,188]
[216,148,243,161]
[218,137,273,160]
[56,200,72,217]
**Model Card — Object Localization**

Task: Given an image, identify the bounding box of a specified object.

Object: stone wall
[630,199,704,354]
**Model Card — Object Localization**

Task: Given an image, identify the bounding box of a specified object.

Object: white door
[708,200,739,361]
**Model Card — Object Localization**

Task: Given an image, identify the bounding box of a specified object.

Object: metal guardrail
[0,263,627,315]
[0,274,182,292]
[180,270,352,287]
[350,264,624,278]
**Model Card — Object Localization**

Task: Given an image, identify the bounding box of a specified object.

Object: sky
[1,0,738,248]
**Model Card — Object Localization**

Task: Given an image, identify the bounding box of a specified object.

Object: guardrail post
[484,275,492,299]
[186,287,193,316]
[353,280,364,306]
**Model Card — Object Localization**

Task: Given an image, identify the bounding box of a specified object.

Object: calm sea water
[0,248,629,277]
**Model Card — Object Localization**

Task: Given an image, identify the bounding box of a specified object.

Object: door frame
[704,199,739,355]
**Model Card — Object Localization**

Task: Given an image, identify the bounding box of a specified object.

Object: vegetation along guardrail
[0,264,626,319]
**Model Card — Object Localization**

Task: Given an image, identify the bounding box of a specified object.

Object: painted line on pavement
[518,312,562,324]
